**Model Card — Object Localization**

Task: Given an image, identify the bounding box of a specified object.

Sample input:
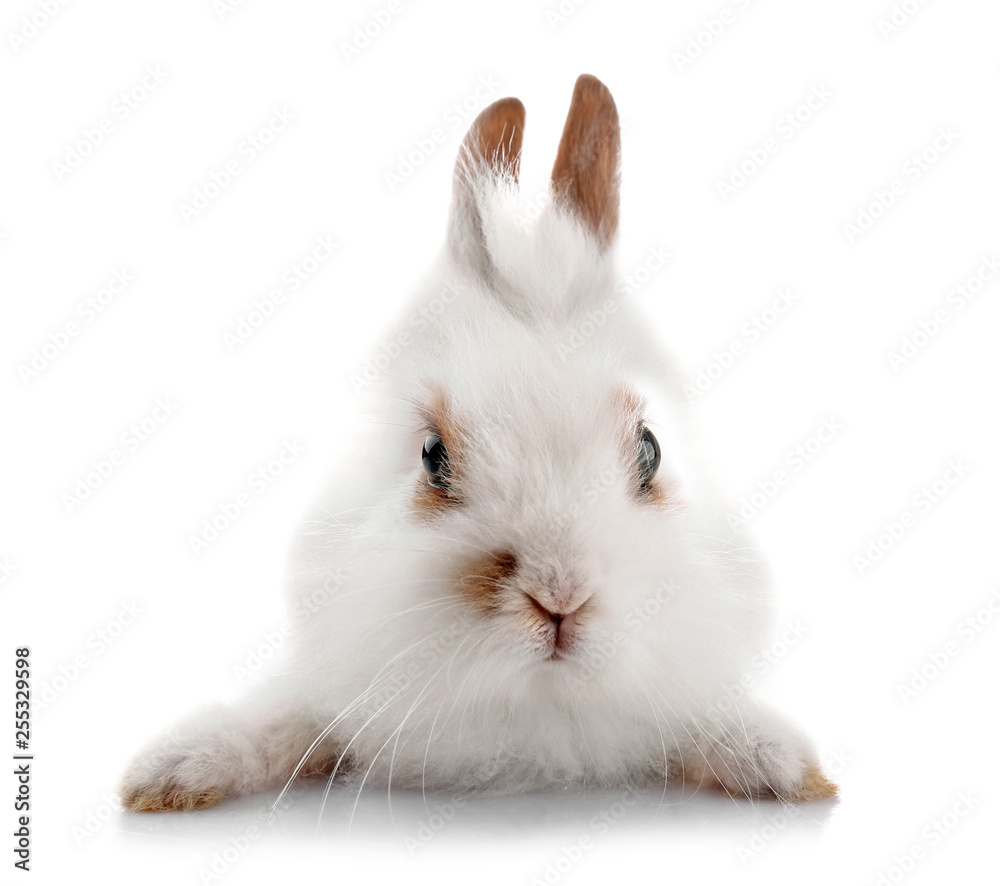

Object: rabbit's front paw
[123,782,224,812]
[119,739,239,812]
[679,704,839,803]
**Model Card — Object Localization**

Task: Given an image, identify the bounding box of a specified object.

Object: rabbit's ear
[448,97,525,275]
[551,74,620,249]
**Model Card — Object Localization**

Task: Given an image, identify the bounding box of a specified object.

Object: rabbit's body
[121,76,836,813]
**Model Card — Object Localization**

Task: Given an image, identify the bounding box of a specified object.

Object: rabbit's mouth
[525,594,588,661]
[544,632,573,662]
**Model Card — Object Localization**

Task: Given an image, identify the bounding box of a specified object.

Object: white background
[2,0,998,883]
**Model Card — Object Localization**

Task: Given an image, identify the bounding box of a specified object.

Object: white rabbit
[120,74,836,812]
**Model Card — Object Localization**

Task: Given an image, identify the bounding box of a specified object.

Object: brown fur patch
[641,475,676,507]
[412,480,454,519]
[613,385,645,427]
[551,74,621,248]
[417,389,463,457]
[297,748,352,781]
[613,385,645,455]
[412,388,464,519]
[457,551,518,614]
[789,766,840,802]
[123,786,225,813]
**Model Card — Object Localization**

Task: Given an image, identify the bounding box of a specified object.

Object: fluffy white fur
[120,78,834,812]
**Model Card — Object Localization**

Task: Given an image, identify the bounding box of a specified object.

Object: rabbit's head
[302,77,769,760]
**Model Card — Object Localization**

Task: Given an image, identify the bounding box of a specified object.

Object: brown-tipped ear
[551,74,620,249]
[448,97,525,274]
[456,97,525,184]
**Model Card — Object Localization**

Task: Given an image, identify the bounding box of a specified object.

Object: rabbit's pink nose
[525,594,589,652]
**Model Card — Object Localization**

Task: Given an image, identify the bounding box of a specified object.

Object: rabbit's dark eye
[638,426,660,487]
[422,433,450,489]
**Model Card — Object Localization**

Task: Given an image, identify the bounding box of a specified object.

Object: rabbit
[120,74,837,813]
